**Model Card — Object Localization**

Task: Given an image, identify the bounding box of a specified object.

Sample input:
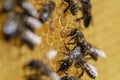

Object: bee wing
[84,63,98,79]
[91,47,107,58]
[70,46,81,57]
[24,16,42,29]
[21,1,38,17]
[3,18,18,35]
[22,30,42,45]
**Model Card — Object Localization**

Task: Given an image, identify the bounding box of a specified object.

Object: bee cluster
[0,0,106,80]
[62,0,92,28]
[1,0,55,49]
[57,28,106,80]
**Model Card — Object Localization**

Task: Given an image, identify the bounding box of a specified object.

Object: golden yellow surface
[0,0,120,80]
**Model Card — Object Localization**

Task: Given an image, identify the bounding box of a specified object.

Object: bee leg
[58,0,64,8]
[66,42,75,45]
[78,70,84,78]
[75,16,85,22]
[69,36,75,41]
[66,40,76,45]
[64,42,72,53]
[64,4,70,14]
[65,37,76,45]
[64,72,69,76]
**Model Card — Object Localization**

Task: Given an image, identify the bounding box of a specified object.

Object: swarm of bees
[1,0,55,50]
[58,28,106,80]
[0,0,107,80]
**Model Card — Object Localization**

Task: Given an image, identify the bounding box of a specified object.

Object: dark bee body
[81,42,99,61]
[25,60,52,76]
[27,74,41,80]
[63,0,79,16]
[75,0,92,28]
[66,28,85,46]
[75,57,98,79]
[57,57,74,73]
[39,1,55,23]
[80,0,92,28]
[1,0,15,12]
[25,60,42,69]
[89,51,98,61]
[24,60,60,80]
[83,14,91,28]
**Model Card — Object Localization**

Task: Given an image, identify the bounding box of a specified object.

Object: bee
[57,46,81,73]
[3,12,20,40]
[66,28,85,45]
[65,28,106,61]
[63,0,79,16]
[39,1,55,24]
[18,0,38,17]
[24,60,60,80]
[21,30,42,50]
[23,16,42,31]
[75,0,92,28]
[1,0,15,12]
[57,57,74,73]
[2,0,42,50]
[75,57,98,79]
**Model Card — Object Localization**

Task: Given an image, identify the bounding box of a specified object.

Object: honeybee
[57,46,81,73]
[75,57,98,79]
[21,30,42,50]
[39,1,56,23]
[18,0,38,17]
[3,12,20,40]
[23,16,42,31]
[63,0,79,16]
[1,0,15,12]
[66,28,106,61]
[24,60,60,80]
[75,0,92,28]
